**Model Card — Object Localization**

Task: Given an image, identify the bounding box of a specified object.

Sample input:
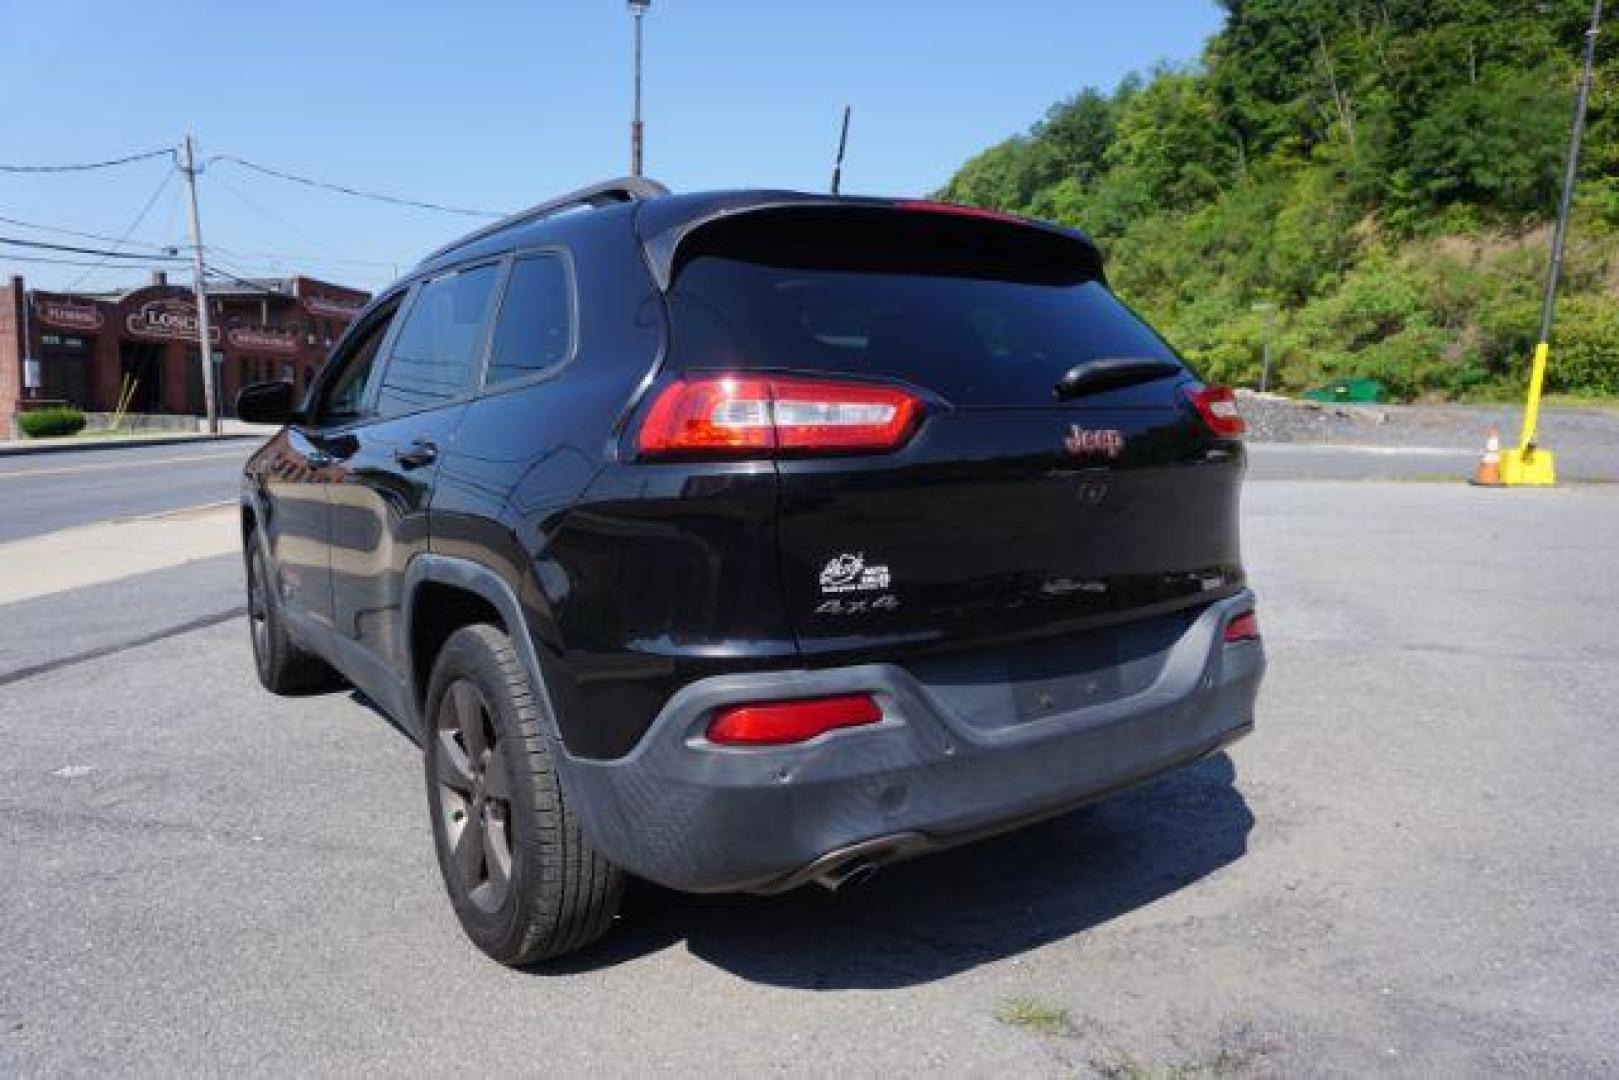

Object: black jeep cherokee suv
[238,178,1264,964]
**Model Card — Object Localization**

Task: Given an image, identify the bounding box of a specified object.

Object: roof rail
[420,176,670,264]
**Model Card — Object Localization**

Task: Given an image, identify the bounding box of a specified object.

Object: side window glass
[316,306,395,426]
[486,255,572,386]
[375,264,500,418]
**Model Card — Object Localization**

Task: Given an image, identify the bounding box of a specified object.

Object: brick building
[0,272,370,434]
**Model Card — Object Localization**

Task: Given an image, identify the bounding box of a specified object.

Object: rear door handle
[394,439,438,469]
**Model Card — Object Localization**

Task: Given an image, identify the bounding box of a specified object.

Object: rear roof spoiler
[636,191,1103,291]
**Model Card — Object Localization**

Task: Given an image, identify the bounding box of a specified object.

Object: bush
[18,406,87,439]
[1545,298,1619,397]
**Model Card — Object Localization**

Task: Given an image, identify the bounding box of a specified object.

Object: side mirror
[236,380,300,426]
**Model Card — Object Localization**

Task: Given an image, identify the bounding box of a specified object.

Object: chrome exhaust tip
[815,858,880,892]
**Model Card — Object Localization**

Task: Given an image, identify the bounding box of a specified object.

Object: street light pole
[628,0,650,176]
[178,134,219,435]
[1252,301,1276,393]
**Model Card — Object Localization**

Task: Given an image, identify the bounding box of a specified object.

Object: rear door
[326,260,501,692]
[660,207,1245,656]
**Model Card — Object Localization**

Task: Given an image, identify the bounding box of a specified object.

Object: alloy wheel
[434,679,514,913]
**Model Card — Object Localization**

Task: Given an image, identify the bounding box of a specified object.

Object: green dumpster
[1303,378,1385,404]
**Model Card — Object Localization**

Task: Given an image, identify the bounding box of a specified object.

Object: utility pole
[178,134,219,435]
[628,0,651,176]
[1500,0,1602,486]
[18,278,38,403]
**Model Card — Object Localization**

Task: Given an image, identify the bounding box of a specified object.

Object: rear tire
[246,542,341,695]
[423,623,623,965]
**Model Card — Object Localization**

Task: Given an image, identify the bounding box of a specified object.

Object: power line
[208,153,504,219]
[66,171,179,290]
[207,168,407,273]
[202,262,289,295]
[0,212,177,252]
[208,249,390,289]
[0,252,178,270]
[0,147,174,173]
[209,242,398,271]
[4,141,470,290]
[0,233,187,261]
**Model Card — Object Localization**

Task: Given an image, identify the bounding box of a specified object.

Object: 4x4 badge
[1064,425,1125,459]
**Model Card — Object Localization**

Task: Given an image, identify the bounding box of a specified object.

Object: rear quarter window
[486,254,573,387]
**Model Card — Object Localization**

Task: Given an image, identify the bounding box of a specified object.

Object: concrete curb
[0,432,263,457]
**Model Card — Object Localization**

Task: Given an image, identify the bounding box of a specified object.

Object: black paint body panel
[243,189,1256,769]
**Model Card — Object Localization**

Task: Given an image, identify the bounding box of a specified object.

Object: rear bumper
[553,592,1263,893]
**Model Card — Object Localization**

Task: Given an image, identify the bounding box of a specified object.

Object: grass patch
[994,995,1074,1037]
[1092,1048,1250,1080]
[1092,1033,1272,1080]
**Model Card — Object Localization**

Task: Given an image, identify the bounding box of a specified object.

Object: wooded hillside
[939,1,1617,400]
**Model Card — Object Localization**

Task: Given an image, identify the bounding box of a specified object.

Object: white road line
[112,499,238,524]
[1249,443,1468,457]
[0,449,249,482]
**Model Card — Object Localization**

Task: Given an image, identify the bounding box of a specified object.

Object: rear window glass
[666,255,1185,407]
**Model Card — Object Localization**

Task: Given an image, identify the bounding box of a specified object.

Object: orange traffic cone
[1472,427,1502,486]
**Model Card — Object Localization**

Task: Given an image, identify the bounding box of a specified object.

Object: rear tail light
[1223,610,1260,643]
[638,375,921,458]
[1188,385,1246,438]
[706,694,883,746]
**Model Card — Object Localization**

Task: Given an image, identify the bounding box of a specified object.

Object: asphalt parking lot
[2,471,1616,1076]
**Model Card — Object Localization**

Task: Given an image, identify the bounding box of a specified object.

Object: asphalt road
[1,474,1616,1075]
[0,440,257,543]
[1245,440,1619,483]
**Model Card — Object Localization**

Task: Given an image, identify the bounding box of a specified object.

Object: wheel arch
[401,555,563,743]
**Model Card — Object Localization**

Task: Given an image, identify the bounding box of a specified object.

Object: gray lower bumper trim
[552,592,1264,893]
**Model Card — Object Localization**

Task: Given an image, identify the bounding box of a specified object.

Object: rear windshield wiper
[1053,358,1183,401]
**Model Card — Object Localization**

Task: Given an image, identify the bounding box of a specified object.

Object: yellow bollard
[1498,342,1557,486]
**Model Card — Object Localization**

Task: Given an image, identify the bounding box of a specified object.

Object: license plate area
[904,605,1203,734]
[1009,639,1126,721]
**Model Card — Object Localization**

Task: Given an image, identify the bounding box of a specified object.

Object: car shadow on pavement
[543,752,1253,989]
[349,689,417,742]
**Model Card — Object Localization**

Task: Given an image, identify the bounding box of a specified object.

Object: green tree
[1400,66,1571,217]
[1105,68,1239,211]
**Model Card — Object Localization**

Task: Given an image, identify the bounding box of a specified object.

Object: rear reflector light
[638,375,921,458]
[1224,610,1260,643]
[706,694,883,746]
[1188,385,1246,438]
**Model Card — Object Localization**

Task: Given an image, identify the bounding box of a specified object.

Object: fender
[400,554,564,744]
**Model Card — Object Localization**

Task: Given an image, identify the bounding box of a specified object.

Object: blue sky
[0,1,1223,294]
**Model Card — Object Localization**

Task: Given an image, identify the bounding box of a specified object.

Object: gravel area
[1236,391,1619,453]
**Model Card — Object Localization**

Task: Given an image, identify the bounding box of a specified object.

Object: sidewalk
[0,420,274,456]
[0,503,239,605]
